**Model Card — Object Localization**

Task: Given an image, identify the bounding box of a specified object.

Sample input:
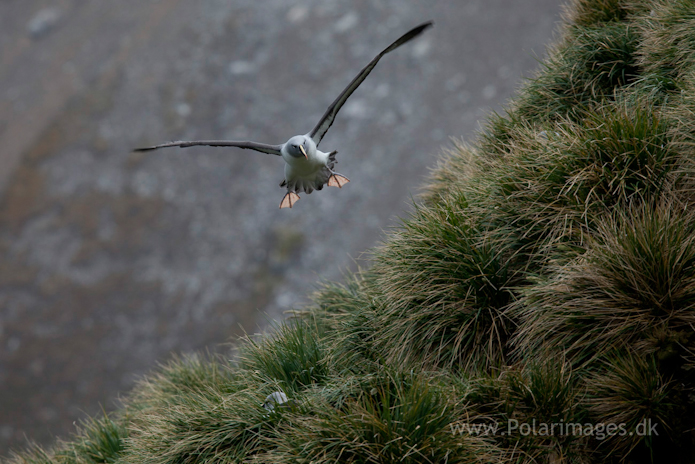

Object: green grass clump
[639,0,695,79]
[125,353,239,411]
[569,102,674,203]
[369,192,518,371]
[505,361,588,462]
[565,0,635,26]
[479,21,642,155]
[58,415,127,464]
[460,359,589,463]
[419,141,488,204]
[665,73,695,174]
[239,317,329,392]
[476,96,679,273]
[507,22,639,128]
[124,384,280,463]
[584,352,678,459]
[121,355,295,463]
[9,0,695,462]
[310,275,384,372]
[6,414,127,464]
[5,445,54,464]
[513,199,695,368]
[268,370,500,464]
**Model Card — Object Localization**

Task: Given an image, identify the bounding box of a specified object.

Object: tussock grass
[585,351,677,458]
[239,317,329,392]
[475,96,678,272]
[121,354,276,463]
[665,73,695,181]
[513,199,695,367]
[461,359,589,463]
[124,383,280,463]
[570,101,674,204]
[5,445,54,464]
[369,192,518,371]
[419,141,488,205]
[503,21,640,128]
[638,0,695,79]
[309,274,382,372]
[125,353,238,410]
[266,370,500,464]
[505,361,589,463]
[6,414,127,464]
[567,0,630,26]
[9,0,695,462]
[58,415,126,464]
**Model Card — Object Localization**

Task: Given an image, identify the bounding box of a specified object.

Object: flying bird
[134,21,433,208]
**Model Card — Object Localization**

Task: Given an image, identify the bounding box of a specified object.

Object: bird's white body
[280,135,334,194]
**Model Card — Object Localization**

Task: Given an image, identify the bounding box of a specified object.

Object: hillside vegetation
[7,0,695,462]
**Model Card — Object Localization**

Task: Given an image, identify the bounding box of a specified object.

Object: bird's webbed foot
[327,173,350,188]
[279,192,300,209]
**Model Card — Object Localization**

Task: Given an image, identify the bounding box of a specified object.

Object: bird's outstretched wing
[133,140,282,156]
[308,21,433,146]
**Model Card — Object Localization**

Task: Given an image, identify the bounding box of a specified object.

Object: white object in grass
[262,391,289,412]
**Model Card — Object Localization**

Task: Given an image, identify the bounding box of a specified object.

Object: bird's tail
[327,150,338,170]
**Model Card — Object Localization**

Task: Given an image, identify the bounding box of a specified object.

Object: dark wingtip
[132,147,155,152]
[409,21,434,38]
[385,20,434,54]
[419,20,435,31]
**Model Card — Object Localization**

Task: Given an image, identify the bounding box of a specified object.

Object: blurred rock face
[0,0,562,456]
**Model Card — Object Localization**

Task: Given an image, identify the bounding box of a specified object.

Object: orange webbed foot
[327,174,350,188]
[279,192,300,209]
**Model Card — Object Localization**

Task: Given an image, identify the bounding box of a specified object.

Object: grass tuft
[267,370,500,464]
[239,317,329,392]
[584,351,676,459]
[505,22,640,126]
[5,445,54,464]
[638,0,695,80]
[565,0,634,26]
[482,96,680,272]
[310,275,383,373]
[369,192,518,371]
[505,359,589,462]
[57,414,127,464]
[124,379,284,463]
[420,140,488,205]
[126,353,238,409]
[5,414,127,464]
[513,199,695,368]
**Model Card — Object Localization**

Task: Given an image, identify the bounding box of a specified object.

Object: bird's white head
[285,135,313,160]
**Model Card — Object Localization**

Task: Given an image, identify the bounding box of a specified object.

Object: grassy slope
[7,0,695,462]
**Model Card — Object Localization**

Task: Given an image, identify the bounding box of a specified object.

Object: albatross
[134,21,433,208]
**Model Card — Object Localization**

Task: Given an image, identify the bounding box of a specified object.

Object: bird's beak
[299,145,308,159]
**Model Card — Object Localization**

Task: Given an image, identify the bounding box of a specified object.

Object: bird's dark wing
[133,140,282,156]
[308,21,433,146]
